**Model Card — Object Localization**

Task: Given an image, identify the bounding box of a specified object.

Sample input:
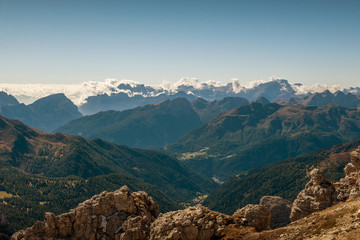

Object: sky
[1,0,359,87]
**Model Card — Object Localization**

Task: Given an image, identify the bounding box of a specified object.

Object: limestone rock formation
[290,168,337,222]
[11,186,158,240]
[334,146,360,201]
[149,204,248,240]
[233,204,271,231]
[259,196,292,229]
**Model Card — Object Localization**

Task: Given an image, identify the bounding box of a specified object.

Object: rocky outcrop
[233,204,271,231]
[12,186,158,240]
[289,146,360,222]
[149,204,248,240]
[335,146,360,201]
[241,196,360,240]
[259,196,292,229]
[290,168,337,222]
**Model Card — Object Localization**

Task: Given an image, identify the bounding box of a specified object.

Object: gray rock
[259,196,292,229]
[150,204,246,240]
[290,168,337,222]
[233,204,271,231]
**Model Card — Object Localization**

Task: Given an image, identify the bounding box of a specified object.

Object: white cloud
[292,83,344,95]
[0,79,127,106]
[0,77,355,106]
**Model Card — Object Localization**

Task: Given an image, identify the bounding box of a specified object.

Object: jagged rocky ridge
[275,90,360,108]
[290,146,360,221]
[12,186,159,240]
[12,187,269,240]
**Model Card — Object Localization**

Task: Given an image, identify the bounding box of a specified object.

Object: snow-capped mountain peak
[0,77,359,109]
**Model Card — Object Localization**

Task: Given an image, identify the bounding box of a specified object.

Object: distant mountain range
[167,102,360,179]
[2,78,360,115]
[78,78,360,115]
[0,93,82,132]
[275,90,360,108]
[57,98,202,148]
[56,97,252,148]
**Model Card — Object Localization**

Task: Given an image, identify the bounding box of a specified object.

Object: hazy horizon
[1,77,358,106]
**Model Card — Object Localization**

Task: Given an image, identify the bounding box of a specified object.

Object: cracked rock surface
[11,186,158,240]
[149,204,248,240]
[259,196,292,229]
[290,168,337,222]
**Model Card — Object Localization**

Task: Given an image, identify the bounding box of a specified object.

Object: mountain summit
[56,98,202,148]
[0,93,82,132]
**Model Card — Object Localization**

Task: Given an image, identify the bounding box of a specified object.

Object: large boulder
[259,196,292,229]
[149,204,248,240]
[290,168,337,222]
[233,204,271,231]
[11,186,158,240]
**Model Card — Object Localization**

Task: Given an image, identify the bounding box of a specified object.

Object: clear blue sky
[1,0,359,86]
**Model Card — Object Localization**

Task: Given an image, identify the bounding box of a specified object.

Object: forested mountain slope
[168,103,360,179]
[57,98,202,148]
[204,139,360,214]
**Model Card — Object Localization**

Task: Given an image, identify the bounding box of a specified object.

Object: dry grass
[0,191,13,199]
[237,197,360,240]
[219,225,256,240]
